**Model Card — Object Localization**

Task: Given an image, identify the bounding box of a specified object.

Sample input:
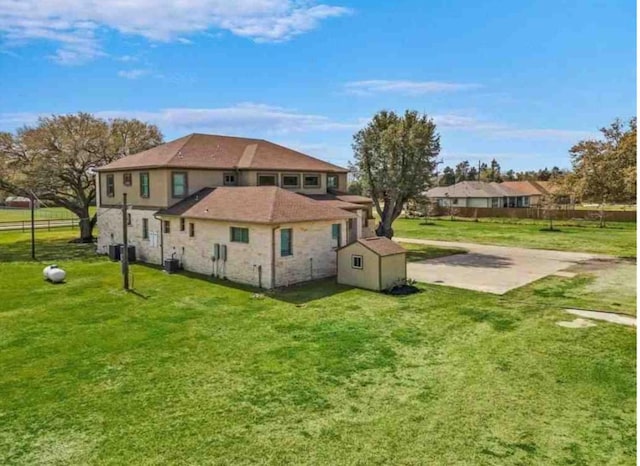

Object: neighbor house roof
[499,181,546,196]
[426,181,509,198]
[342,237,406,256]
[157,186,356,224]
[97,133,348,173]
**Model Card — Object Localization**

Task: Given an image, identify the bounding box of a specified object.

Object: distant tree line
[437,159,567,186]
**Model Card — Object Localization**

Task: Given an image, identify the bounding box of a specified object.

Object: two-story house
[96,133,375,288]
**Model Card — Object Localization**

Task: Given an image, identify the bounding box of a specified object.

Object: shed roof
[340,237,406,257]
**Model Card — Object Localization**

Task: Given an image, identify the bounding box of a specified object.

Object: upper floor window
[327,174,339,189]
[140,172,150,198]
[123,172,132,186]
[281,174,300,189]
[223,173,237,186]
[280,228,292,256]
[257,173,278,186]
[303,174,320,188]
[106,174,115,197]
[172,172,188,198]
[230,227,249,243]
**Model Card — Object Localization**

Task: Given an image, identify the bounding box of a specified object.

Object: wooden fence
[430,206,637,222]
[0,218,79,232]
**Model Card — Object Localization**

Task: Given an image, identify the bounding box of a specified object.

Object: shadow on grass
[134,262,353,304]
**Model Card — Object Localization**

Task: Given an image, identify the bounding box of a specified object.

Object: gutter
[271,225,279,288]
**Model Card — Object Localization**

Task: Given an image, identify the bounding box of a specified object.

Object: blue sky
[0,0,635,171]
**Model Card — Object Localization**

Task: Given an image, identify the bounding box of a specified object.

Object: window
[140,172,150,198]
[163,220,170,234]
[106,174,115,197]
[123,172,132,186]
[452,198,458,205]
[303,174,320,188]
[280,228,292,256]
[257,174,278,186]
[189,223,195,237]
[352,255,363,269]
[331,223,341,248]
[230,227,249,243]
[223,173,236,186]
[127,213,132,226]
[172,172,188,198]
[180,218,185,231]
[281,174,300,188]
[327,174,338,189]
[142,218,149,239]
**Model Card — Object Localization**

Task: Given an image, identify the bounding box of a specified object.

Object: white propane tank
[43,265,66,283]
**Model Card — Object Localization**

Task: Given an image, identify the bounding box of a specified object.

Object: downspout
[154,214,164,266]
[271,225,279,288]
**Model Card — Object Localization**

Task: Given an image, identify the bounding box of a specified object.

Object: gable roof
[426,181,509,198]
[157,186,356,224]
[97,133,347,173]
[499,181,547,196]
[348,237,407,256]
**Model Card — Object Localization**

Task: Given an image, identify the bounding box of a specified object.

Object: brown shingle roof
[352,237,406,256]
[499,181,546,196]
[97,133,347,173]
[306,192,373,205]
[157,187,356,224]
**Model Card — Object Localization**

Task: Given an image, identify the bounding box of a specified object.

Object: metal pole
[30,192,35,259]
[122,193,129,290]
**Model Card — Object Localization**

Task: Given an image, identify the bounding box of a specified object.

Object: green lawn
[394,217,637,258]
[398,241,467,262]
[0,206,96,222]
[0,230,635,465]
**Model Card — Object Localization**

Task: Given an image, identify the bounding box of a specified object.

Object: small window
[189,223,195,237]
[123,172,132,186]
[281,174,300,188]
[163,220,170,234]
[452,198,458,205]
[230,227,249,243]
[257,174,278,186]
[280,228,292,256]
[127,213,132,226]
[223,173,236,186]
[303,174,320,188]
[331,223,341,248]
[142,218,149,240]
[140,172,150,198]
[172,172,188,198]
[327,174,338,189]
[106,174,115,197]
[352,255,363,269]
[180,218,185,231]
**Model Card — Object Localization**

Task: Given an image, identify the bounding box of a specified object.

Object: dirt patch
[557,318,597,328]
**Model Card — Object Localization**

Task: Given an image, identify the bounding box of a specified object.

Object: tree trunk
[74,208,96,243]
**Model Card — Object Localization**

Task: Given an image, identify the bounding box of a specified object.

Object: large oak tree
[352,110,440,238]
[0,113,163,242]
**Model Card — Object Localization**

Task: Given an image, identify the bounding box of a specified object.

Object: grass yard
[0,206,95,222]
[394,217,637,258]
[0,230,635,464]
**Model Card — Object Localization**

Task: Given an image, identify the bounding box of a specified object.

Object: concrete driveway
[396,237,608,295]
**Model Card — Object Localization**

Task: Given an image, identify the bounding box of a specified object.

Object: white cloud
[117,69,150,79]
[0,103,359,135]
[0,0,351,64]
[344,80,481,95]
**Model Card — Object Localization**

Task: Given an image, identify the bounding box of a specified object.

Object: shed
[337,237,407,291]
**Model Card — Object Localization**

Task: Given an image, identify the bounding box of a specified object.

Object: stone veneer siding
[97,207,349,289]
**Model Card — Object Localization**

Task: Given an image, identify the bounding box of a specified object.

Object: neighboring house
[425,180,552,208]
[337,237,407,291]
[96,133,377,289]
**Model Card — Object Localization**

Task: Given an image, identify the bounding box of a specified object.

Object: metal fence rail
[0,218,79,232]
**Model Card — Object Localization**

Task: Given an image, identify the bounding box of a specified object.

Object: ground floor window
[163,220,170,234]
[327,174,338,189]
[351,255,363,269]
[142,218,149,239]
[180,218,185,231]
[189,223,195,237]
[230,227,249,243]
[280,228,292,256]
[331,223,341,248]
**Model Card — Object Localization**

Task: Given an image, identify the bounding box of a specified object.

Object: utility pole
[121,193,129,290]
[30,191,35,260]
